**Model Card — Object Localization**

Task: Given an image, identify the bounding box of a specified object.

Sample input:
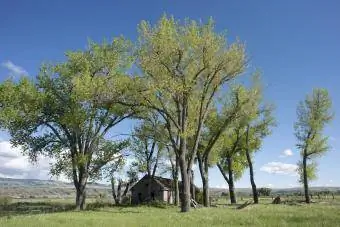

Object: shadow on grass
[0,202,116,217]
[0,202,76,217]
[0,201,175,217]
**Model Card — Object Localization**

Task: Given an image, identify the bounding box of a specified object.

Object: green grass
[1,203,340,227]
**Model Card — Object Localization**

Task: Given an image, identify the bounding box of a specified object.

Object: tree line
[0,15,333,212]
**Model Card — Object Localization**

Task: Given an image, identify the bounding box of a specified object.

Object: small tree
[258,187,272,196]
[130,113,168,199]
[295,88,333,203]
[111,165,138,205]
[131,113,166,178]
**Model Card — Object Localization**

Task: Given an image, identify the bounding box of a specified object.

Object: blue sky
[0,0,339,188]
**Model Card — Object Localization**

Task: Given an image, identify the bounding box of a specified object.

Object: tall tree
[295,88,333,203]
[197,86,250,206]
[0,39,137,210]
[242,82,275,204]
[217,126,248,204]
[134,16,246,212]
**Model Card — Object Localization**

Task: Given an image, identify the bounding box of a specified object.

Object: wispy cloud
[260,162,298,176]
[1,60,28,76]
[279,149,293,158]
[0,140,55,180]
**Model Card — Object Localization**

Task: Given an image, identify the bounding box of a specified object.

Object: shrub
[0,196,12,206]
[121,196,130,205]
[195,191,204,204]
[147,200,168,209]
[221,192,228,197]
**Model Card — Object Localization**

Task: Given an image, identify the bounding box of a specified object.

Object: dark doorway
[138,193,142,203]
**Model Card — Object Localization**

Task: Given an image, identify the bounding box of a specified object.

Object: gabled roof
[130,175,200,191]
[130,175,173,191]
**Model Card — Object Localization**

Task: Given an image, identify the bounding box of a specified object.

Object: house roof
[130,175,200,191]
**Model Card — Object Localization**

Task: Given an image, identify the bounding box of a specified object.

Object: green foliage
[195,191,204,204]
[130,113,167,176]
[295,89,333,185]
[216,76,275,184]
[297,161,318,183]
[258,188,272,196]
[0,39,138,210]
[0,196,12,206]
[135,15,246,159]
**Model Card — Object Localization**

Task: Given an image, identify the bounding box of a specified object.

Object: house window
[145,183,149,187]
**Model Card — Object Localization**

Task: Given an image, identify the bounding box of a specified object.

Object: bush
[121,196,130,205]
[147,200,168,209]
[95,193,109,204]
[0,196,13,206]
[221,192,228,197]
[195,191,203,204]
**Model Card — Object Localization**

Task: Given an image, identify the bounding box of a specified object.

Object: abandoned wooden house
[130,175,198,204]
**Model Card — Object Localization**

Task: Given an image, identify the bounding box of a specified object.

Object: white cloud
[0,140,53,180]
[1,60,28,76]
[214,183,228,189]
[260,162,298,176]
[279,149,293,158]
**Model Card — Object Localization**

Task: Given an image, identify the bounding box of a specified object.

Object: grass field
[1,200,340,227]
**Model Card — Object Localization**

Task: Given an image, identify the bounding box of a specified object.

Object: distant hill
[0,177,111,199]
[1,177,339,199]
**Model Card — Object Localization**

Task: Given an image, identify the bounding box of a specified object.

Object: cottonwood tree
[197,86,250,206]
[258,187,272,196]
[217,126,248,204]
[295,88,333,203]
[242,83,275,204]
[0,39,138,210]
[133,16,246,212]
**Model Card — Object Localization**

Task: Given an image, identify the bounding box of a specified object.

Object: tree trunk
[202,175,209,207]
[303,154,310,203]
[179,153,190,212]
[198,153,209,207]
[227,157,237,204]
[76,186,86,210]
[116,180,122,204]
[246,149,258,204]
[190,170,195,200]
[174,157,180,206]
[111,177,116,203]
[217,163,231,205]
[122,182,130,197]
[74,165,88,210]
